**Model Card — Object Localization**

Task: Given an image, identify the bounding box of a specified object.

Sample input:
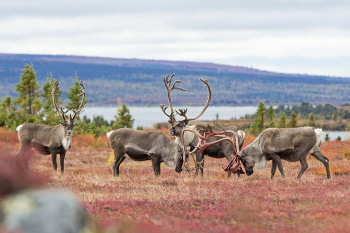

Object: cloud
[1,0,350,76]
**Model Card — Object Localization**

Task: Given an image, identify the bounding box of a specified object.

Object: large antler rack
[184,79,212,122]
[160,75,212,125]
[52,80,67,122]
[181,124,244,176]
[159,73,186,124]
[51,80,86,122]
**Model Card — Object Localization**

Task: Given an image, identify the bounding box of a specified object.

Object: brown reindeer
[160,74,245,176]
[16,80,86,174]
[239,127,331,179]
[107,128,184,177]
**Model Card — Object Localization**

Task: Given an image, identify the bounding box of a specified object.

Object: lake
[81,106,350,141]
[82,106,257,128]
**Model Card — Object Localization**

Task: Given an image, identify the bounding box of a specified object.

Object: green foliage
[324,134,330,142]
[113,104,134,129]
[66,74,87,113]
[14,64,42,116]
[335,136,342,141]
[252,102,266,134]
[275,102,337,120]
[268,121,275,128]
[267,105,275,122]
[277,112,287,128]
[41,74,62,125]
[74,120,112,137]
[287,111,298,128]
[307,113,316,127]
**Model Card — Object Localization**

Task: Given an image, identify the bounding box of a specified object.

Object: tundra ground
[1,128,350,233]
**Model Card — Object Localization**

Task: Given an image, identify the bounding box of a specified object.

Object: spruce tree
[287,111,298,128]
[113,104,134,129]
[307,113,316,127]
[277,112,287,128]
[41,73,63,125]
[14,64,42,116]
[0,95,16,127]
[267,105,275,122]
[256,102,266,133]
[66,73,87,119]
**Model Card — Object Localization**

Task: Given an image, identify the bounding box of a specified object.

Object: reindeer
[16,80,86,174]
[107,128,184,176]
[160,74,246,176]
[239,127,331,179]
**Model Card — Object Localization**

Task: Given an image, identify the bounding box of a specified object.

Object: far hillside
[1,53,350,106]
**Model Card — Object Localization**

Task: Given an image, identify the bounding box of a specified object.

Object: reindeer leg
[195,150,204,176]
[297,156,309,179]
[112,151,124,177]
[224,152,233,179]
[51,150,58,171]
[115,156,126,176]
[151,159,161,176]
[271,160,277,179]
[311,150,331,179]
[60,152,66,174]
[270,154,285,178]
[17,144,32,167]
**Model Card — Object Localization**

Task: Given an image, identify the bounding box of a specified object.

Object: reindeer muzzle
[67,130,73,136]
[175,166,182,173]
[169,128,175,136]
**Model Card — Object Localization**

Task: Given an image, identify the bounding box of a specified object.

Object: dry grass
[1,127,350,232]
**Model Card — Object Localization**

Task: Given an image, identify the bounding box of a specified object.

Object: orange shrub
[73,133,109,149]
[0,127,19,144]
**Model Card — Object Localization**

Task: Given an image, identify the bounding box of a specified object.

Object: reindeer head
[160,74,212,137]
[52,80,86,136]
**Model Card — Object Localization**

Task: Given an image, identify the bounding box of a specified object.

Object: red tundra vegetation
[0,127,349,233]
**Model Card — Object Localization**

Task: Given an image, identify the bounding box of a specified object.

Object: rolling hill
[1,53,350,106]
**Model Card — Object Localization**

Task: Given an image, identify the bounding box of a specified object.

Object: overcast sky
[1,0,350,77]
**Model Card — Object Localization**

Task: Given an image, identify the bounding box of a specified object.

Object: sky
[1,0,350,77]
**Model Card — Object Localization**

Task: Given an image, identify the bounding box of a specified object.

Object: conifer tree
[41,73,63,125]
[287,111,298,128]
[0,95,16,126]
[268,121,275,128]
[256,102,266,133]
[14,64,42,116]
[277,112,287,128]
[267,105,275,122]
[113,104,134,129]
[307,112,316,127]
[66,73,87,118]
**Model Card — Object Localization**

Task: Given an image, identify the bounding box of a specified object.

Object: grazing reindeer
[239,127,331,179]
[107,128,183,176]
[16,80,86,174]
[160,74,245,176]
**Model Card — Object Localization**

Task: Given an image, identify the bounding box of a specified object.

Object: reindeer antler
[184,79,212,122]
[52,80,67,122]
[160,73,186,124]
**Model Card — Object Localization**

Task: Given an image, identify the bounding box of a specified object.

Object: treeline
[0,64,134,136]
[248,101,350,135]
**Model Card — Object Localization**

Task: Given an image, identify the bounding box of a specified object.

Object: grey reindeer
[160,74,246,176]
[16,80,86,174]
[107,128,184,176]
[239,127,331,179]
